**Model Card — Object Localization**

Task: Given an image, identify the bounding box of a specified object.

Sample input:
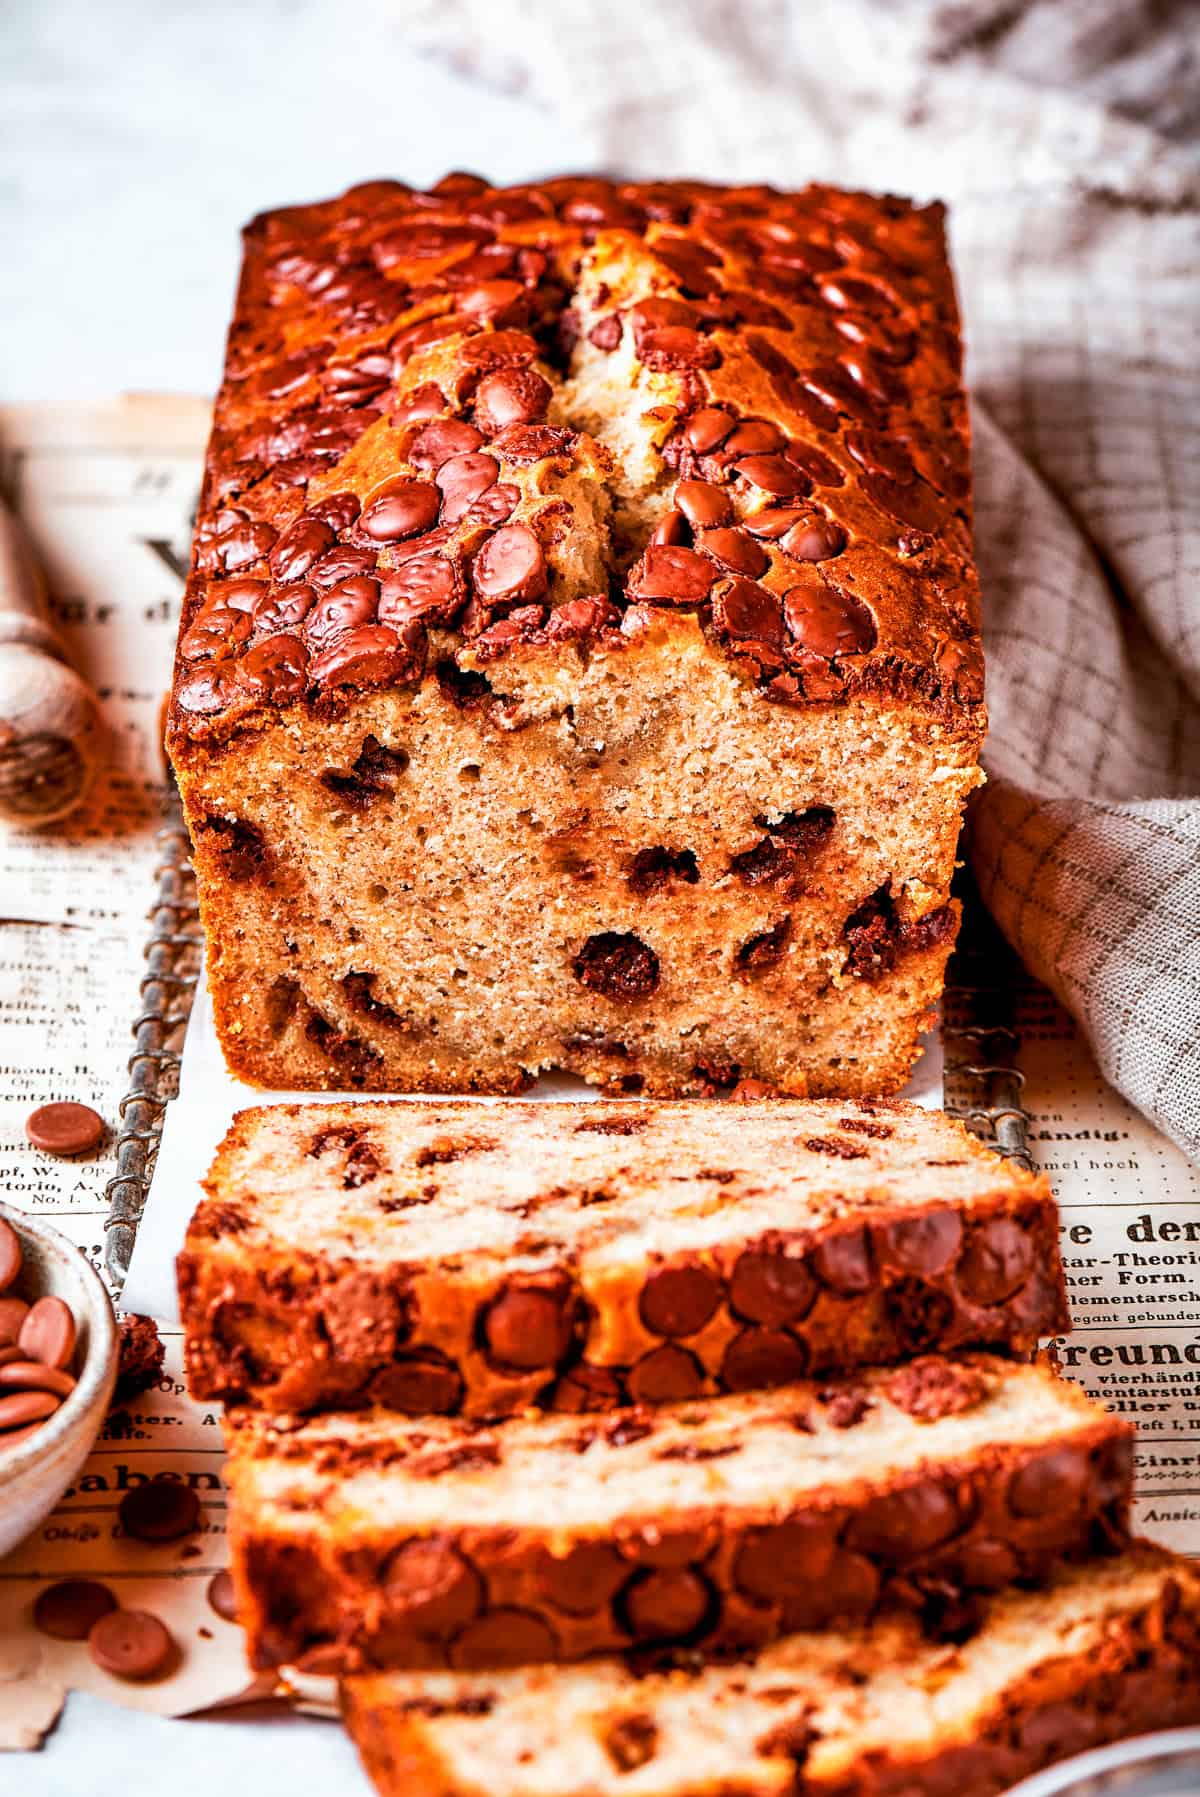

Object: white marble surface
[2,0,570,1782]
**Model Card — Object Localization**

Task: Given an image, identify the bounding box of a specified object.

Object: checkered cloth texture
[415,0,1200,1162]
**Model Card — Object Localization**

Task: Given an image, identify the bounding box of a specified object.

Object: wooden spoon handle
[0,500,107,825]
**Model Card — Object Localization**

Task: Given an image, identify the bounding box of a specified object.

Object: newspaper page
[0,400,257,1741]
[0,398,1196,1753]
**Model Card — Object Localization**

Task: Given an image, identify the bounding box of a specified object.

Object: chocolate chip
[626,846,700,895]
[729,1243,817,1327]
[587,314,623,351]
[958,1217,1035,1304]
[0,1219,20,1292]
[0,1389,59,1431]
[695,525,769,580]
[538,1542,627,1615]
[0,1360,75,1398]
[781,517,847,562]
[309,623,421,693]
[410,419,485,470]
[474,369,552,435]
[783,577,876,657]
[779,1549,879,1630]
[845,1482,961,1561]
[573,932,660,1000]
[88,1608,174,1681]
[482,1279,574,1371]
[206,1570,239,1623]
[268,517,334,583]
[472,523,547,603]
[118,1480,201,1543]
[712,579,784,647]
[627,545,717,604]
[683,407,735,453]
[0,1298,30,1345]
[1008,1447,1092,1518]
[810,1228,873,1295]
[720,1327,808,1392]
[650,508,688,547]
[33,1580,118,1640]
[733,1517,836,1601]
[639,1264,722,1339]
[735,454,811,498]
[321,1271,403,1362]
[743,506,807,539]
[383,1538,482,1638]
[25,1102,104,1157]
[620,1568,711,1642]
[551,1363,627,1412]
[305,577,379,647]
[886,1357,987,1423]
[877,1210,963,1276]
[18,1296,77,1370]
[236,632,308,703]
[626,1344,704,1405]
[604,1714,658,1773]
[674,480,732,528]
[369,1352,464,1415]
[175,663,239,715]
[450,1608,559,1671]
[360,479,441,541]
[436,451,500,523]
[492,424,577,464]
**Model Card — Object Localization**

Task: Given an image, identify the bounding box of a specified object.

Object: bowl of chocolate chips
[0,1201,117,1555]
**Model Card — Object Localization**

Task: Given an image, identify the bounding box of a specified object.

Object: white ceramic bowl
[0,1202,117,1558]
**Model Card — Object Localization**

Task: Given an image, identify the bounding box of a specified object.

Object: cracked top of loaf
[167,173,982,755]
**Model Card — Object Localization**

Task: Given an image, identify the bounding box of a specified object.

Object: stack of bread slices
[178,1096,1200,1796]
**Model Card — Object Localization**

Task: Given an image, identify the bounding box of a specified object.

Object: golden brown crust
[178,1098,1068,1419]
[220,1361,1132,1674]
[166,175,980,755]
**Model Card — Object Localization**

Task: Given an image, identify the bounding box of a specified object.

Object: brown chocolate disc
[809,1228,873,1294]
[1008,1446,1091,1519]
[482,1280,574,1371]
[0,1361,76,1398]
[17,1295,77,1370]
[206,1570,239,1622]
[0,1220,21,1294]
[34,1579,118,1640]
[0,1388,59,1431]
[0,1298,29,1345]
[877,1209,963,1276]
[638,1264,722,1338]
[118,1480,201,1542]
[844,1480,961,1561]
[720,1326,808,1392]
[626,1344,704,1406]
[538,1542,628,1616]
[733,1516,837,1601]
[382,1537,482,1638]
[369,1352,464,1415]
[780,1549,880,1630]
[25,1102,105,1157]
[729,1244,817,1327]
[621,1568,711,1642]
[88,1608,174,1680]
[958,1217,1034,1305]
[449,1609,559,1672]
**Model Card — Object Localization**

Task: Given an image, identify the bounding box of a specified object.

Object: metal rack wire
[101,841,1034,1289]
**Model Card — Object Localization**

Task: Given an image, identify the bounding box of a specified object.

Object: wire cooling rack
[102,821,1034,1290]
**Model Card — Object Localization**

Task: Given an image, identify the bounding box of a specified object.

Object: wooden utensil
[0,498,107,824]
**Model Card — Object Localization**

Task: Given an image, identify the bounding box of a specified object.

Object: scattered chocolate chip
[482,1279,575,1372]
[783,577,876,656]
[472,523,547,603]
[118,1481,201,1543]
[674,480,732,529]
[360,479,440,542]
[1008,1447,1091,1518]
[627,1344,704,1405]
[621,1567,711,1642]
[384,1538,482,1638]
[627,545,717,605]
[34,1579,118,1640]
[88,1608,174,1681]
[0,1298,30,1346]
[958,1217,1035,1305]
[877,1210,963,1276]
[474,369,553,435]
[538,1541,627,1616]
[626,846,699,895]
[25,1102,105,1157]
[810,1229,873,1295]
[604,1713,659,1773]
[449,1608,559,1671]
[886,1357,987,1422]
[845,1482,961,1561]
[206,1570,239,1623]
[369,1352,464,1415]
[734,1516,837,1601]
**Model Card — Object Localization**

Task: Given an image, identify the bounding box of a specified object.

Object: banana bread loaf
[179,1098,1066,1418]
[341,1545,1200,1797]
[166,173,984,1097]
[222,1356,1130,1672]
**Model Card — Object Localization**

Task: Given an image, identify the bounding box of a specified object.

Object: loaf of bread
[166,174,984,1098]
[179,1098,1066,1418]
[221,1356,1129,1673]
[341,1544,1200,1797]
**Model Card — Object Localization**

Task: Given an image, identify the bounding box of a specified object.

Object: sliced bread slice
[180,1097,1066,1418]
[223,1355,1129,1672]
[341,1544,1200,1797]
